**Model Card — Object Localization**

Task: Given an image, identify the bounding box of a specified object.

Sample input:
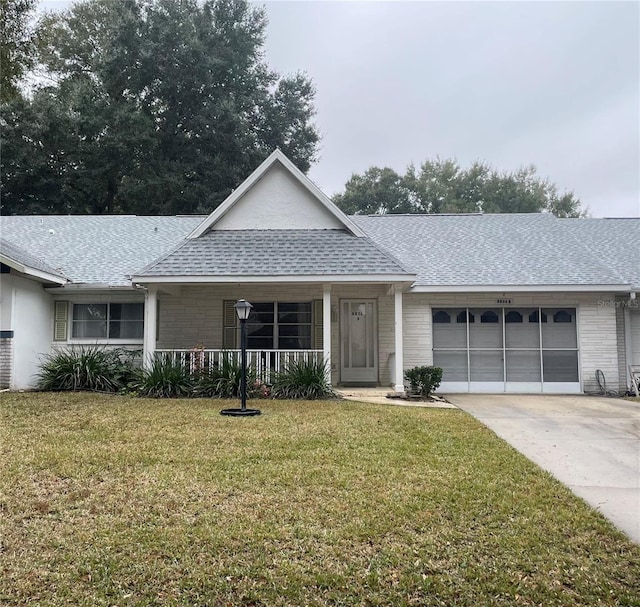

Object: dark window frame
[247,301,313,350]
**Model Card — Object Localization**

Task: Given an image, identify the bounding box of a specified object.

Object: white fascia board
[44,284,137,293]
[0,256,67,285]
[409,283,632,293]
[131,273,415,284]
[187,150,366,239]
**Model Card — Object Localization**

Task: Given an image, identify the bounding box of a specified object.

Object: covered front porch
[140,282,409,392]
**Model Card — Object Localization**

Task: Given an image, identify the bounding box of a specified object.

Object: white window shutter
[54,301,68,341]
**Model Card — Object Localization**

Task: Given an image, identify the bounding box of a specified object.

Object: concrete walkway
[337,388,456,408]
[447,394,640,543]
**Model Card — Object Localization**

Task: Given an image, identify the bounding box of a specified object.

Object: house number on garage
[496,298,512,304]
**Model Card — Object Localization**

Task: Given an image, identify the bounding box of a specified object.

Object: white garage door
[433,307,580,393]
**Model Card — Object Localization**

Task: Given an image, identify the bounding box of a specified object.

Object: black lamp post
[220,299,261,417]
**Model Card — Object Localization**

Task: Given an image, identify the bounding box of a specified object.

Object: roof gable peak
[187,149,365,238]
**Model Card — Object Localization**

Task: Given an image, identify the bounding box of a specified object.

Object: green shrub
[271,358,334,400]
[404,365,443,397]
[37,347,136,392]
[130,356,194,398]
[194,354,260,398]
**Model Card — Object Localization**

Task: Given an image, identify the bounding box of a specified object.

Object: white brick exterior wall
[0,337,12,389]
[615,301,628,390]
[403,294,433,370]
[578,300,619,393]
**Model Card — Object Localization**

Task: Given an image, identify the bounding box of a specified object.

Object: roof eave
[131,273,415,284]
[45,283,138,292]
[409,283,634,293]
[0,256,67,285]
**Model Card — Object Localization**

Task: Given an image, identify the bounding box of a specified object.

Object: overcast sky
[41,1,640,217]
[261,1,639,218]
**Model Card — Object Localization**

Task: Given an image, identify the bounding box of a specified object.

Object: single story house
[1,150,639,394]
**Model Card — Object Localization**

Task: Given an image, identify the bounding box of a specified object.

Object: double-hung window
[72,303,144,339]
[246,302,312,349]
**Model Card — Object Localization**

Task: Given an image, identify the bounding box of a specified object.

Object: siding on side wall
[402,295,433,370]
[630,309,640,366]
[401,291,622,393]
[615,299,628,391]
[579,300,619,393]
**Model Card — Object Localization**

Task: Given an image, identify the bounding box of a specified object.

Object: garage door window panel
[433,308,467,349]
[542,308,577,349]
[469,309,503,349]
[505,308,540,349]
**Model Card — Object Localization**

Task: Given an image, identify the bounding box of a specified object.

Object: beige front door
[340,300,378,384]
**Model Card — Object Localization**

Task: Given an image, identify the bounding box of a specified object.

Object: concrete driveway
[446,394,640,543]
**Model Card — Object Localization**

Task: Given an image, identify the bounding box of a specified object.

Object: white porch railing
[154,349,324,385]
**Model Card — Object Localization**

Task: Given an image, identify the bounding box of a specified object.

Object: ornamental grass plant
[129,356,194,398]
[271,358,335,399]
[194,354,255,398]
[36,346,137,393]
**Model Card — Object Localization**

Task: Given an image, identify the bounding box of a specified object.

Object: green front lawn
[1,393,639,606]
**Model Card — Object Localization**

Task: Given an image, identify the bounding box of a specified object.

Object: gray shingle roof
[0,238,67,280]
[559,217,640,289]
[352,213,637,287]
[1,213,637,289]
[0,215,204,286]
[136,230,411,277]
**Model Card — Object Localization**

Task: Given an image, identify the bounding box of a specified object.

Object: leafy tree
[334,158,586,218]
[0,0,37,102]
[334,167,415,215]
[1,0,319,215]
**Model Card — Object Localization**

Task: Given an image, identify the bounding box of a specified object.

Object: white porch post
[143,285,158,369]
[394,285,405,393]
[323,283,332,384]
